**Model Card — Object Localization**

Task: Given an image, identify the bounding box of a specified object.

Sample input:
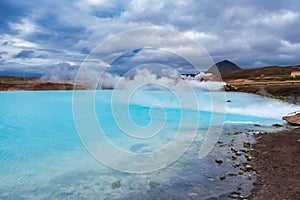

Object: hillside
[223,65,300,104]
[0,76,87,91]
[222,65,300,80]
[206,60,242,74]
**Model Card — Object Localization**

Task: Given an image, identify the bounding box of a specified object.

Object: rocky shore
[225,82,300,105]
[249,128,300,200]
[211,125,300,200]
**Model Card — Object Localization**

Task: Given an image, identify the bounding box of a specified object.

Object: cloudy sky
[1,0,300,77]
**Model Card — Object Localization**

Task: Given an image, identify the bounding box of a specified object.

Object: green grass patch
[266,94,288,101]
[278,75,300,81]
[0,76,39,85]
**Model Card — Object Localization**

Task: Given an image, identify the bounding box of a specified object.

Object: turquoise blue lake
[0,90,298,199]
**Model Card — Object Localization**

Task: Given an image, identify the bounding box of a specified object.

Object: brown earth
[226,81,300,104]
[0,82,87,90]
[249,128,300,200]
[0,76,87,91]
[222,65,300,104]
[222,65,300,81]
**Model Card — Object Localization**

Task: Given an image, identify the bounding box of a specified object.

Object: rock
[219,143,227,147]
[247,156,253,161]
[233,189,242,195]
[233,161,241,168]
[243,141,251,148]
[282,112,300,125]
[232,155,237,160]
[231,147,238,153]
[245,154,253,161]
[224,83,237,91]
[248,174,252,180]
[240,149,249,153]
[215,158,223,164]
[272,123,284,127]
[238,170,244,175]
[240,167,246,171]
[111,181,121,189]
[149,181,160,187]
[226,100,232,102]
[219,174,226,180]
[245,165,253,171]
[256,136,262,140]
[228,173,237,176]
[235,151,242,156]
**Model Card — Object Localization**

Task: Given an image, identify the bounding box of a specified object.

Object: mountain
[206,60,242,74]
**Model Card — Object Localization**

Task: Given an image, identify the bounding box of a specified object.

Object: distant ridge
[206,60,242,74]
[222,65,300,80]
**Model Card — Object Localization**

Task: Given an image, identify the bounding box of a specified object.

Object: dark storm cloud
[0,0,300,77]
[0,61,79,78]
[0,0,31,33]
[12,50,48,60]
[14,50,35,59]
[30,13,86,50]
[108,48,196,75]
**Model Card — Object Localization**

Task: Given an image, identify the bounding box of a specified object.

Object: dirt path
[249,128,300,200]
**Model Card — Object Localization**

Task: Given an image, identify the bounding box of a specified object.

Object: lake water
[0,90,299,199]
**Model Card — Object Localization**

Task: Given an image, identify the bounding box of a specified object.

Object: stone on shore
[111,181,121,189]
[215,158,223,164]
[282,112,300,125]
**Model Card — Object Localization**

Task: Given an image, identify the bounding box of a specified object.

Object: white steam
[98,69,225,91]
